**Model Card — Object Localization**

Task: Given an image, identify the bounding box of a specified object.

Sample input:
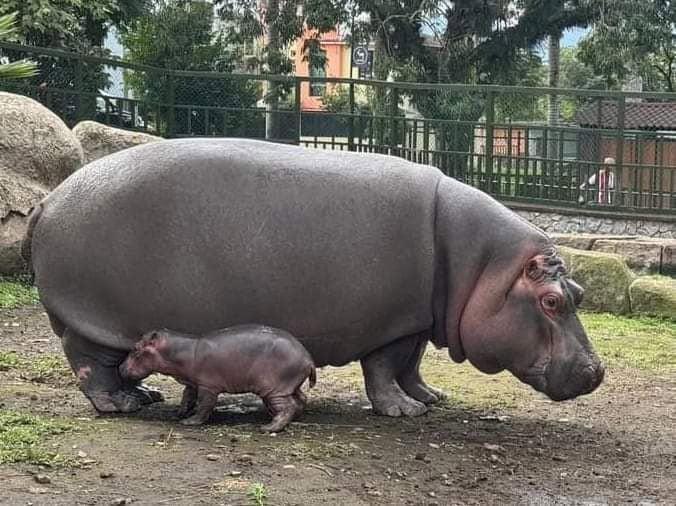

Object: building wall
[293,29,352,111]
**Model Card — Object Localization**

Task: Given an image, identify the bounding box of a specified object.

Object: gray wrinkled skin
[119,326,316,432]
[26,138,604,417]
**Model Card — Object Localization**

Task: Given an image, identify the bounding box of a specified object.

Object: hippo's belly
[32,139,440,366]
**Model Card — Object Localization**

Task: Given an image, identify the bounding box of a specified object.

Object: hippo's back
[32,138,442,366]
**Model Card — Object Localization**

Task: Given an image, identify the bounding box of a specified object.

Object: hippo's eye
[541,295,560,313]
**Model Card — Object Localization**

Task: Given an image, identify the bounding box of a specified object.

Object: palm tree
[0,12,37,80]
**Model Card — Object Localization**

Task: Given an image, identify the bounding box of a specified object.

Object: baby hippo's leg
[180,388,218,426]
[177,385,198,418]
[261,395,300,433]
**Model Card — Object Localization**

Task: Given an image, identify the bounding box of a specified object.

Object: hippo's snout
[547,359,605,402]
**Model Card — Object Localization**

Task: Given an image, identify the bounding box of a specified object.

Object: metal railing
[1,42,675,215]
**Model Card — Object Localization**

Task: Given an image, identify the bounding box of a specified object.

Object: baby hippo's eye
[541,294,559,313]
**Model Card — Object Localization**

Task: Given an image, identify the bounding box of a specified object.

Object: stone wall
[512,208,675,239]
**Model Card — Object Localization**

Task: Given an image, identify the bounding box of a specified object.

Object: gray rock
[0,92,84,275]
[0,212,29,275]
[0,92,83,217]
[629,276,676,320]
[592,239,663,275]
[72,121,162,164]
[559,247,635,314]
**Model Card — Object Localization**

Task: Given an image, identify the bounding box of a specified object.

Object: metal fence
[2,42,676,215]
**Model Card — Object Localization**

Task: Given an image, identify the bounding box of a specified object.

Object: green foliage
[0,411,74,466]
[0,281,39,309]
[248,482,268,506]
[0,12,37,80]
[0,352,21,371]
[122,1,259,137]
[579,0,676,92]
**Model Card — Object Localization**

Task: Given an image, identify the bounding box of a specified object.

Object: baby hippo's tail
[308,365,317,389]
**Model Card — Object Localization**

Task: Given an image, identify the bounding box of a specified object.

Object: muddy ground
[0,306,674,506]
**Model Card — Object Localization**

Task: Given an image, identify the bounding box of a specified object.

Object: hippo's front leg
[180,388,218,426]
[177,385,198,418]
[61,328,163,413]
[360,334,429,417]
[396,337,445,404]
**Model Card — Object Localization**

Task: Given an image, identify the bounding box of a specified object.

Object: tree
[0,1,149,123]
[216,0,347,138]
[122,0,259,137]
[578,0,676,92]
[0,12,36,80]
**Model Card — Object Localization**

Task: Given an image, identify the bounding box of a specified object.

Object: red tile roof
[577,100,676,130]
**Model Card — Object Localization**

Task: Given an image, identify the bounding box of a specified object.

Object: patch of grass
[248,483,268,506]
[0,351,21,371]
[26,355,72,383]
[0,411,75,466]
[0,352,73,385]
[0,280,38,309]
[421,354,524,410]
[581,312,676,372]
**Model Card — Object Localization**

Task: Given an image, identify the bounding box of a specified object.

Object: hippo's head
[119,330,170,382]
[456,248,604,401]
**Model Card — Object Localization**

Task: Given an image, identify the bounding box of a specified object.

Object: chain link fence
[2,42,675,214]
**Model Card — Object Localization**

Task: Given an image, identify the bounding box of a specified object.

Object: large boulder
[549,233,637,251]
[629,276,676,320]
[592,239,664,275]
[0,92,84,275]
[559,246,635,314]
[72,121,163,164]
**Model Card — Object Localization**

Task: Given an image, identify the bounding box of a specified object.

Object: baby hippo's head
[119,330,170,381]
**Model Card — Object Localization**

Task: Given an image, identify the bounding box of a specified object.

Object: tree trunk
[263,0,280,140]
[547,33,561,159]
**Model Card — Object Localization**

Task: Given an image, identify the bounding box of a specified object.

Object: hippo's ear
[524,252,566,284]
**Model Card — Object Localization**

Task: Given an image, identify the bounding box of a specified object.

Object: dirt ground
[0,306,674,506]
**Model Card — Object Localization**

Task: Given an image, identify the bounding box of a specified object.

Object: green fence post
[74,58,83,123]
[348,81,355,151]
[389,86,399,156]
[615,95,626,206]
[167,72,175,137]
[295,78,302,145]
[485,90,495,194]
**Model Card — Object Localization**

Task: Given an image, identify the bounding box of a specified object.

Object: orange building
[293,29,354,111]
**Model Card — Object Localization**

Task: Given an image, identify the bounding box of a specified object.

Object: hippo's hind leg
[360,334,430,417]
[60,325,162,413]
[261,395,300,433]
[396,336,445,405]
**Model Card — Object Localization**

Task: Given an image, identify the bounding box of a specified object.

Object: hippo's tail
[20,203,43,280]
[308,366,317,389]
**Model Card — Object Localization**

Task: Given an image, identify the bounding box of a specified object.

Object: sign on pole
[353,46,369,68]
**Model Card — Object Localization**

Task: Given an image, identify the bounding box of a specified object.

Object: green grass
[0,411,74,466]
[248,483,268,506]
[0,280,39,309]
[0,351,21,371]
[581,312,676,372]
[0,351,72,383]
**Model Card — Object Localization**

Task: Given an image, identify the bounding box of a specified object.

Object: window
[309,50,327,97]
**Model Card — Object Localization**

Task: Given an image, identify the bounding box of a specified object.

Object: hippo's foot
[360,334,432,418]
[261,395,299,432]
[397,372,446,405]
[368,383,429,417]
[61,327,146,414]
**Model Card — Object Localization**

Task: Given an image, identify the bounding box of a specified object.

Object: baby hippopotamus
[119,325,316,432]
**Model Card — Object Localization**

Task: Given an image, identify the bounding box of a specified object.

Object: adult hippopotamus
[24,138,604,417]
